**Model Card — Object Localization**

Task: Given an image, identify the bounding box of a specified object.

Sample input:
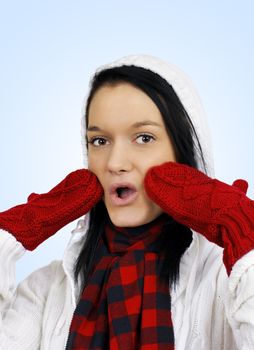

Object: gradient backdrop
[0,1,253,282]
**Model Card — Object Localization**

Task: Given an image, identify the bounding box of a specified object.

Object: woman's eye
[88,137,108,147]
[136,134,155,144]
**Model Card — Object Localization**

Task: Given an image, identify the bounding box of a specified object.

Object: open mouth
[109,183,138,206]
[116,187,136,199]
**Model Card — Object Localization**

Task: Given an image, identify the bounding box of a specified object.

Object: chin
[106,206,162,228]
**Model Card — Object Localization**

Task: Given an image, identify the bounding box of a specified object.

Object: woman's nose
[106,143,132,173]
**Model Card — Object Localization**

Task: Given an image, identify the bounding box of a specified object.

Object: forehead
[87,82,164,128]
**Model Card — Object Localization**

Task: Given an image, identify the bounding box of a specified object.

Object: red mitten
[144,161,254,274]
[0,169,103,250]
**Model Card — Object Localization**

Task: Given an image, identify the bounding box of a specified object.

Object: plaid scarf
[66,213,174,349]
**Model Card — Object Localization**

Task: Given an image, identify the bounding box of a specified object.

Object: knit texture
[144,161,254,275]
[0,169,103,250]
[66,213,174,350]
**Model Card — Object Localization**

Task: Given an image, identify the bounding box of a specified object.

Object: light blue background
[0,1,253,283]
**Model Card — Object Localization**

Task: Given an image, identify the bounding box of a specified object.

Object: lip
[108,182,138,206]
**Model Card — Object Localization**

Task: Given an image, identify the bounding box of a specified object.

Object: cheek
[87,153,106,186]
[140,161,156,178]
[87,153,98,173]
[139,147,174,175]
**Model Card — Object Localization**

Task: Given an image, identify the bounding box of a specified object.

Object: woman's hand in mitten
[144,161,254,274]
[0,169,103,250]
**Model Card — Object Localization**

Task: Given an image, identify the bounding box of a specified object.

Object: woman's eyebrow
[131,120,163,128]
[87,125,99,132]
[87,120,162,132]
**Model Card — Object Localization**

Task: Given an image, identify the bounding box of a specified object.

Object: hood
[81,54,215,177]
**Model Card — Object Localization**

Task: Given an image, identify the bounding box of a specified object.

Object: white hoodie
[1,55,254,350]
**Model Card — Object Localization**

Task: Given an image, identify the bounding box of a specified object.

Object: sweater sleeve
[0,229,50,349]
[226,250,254,349]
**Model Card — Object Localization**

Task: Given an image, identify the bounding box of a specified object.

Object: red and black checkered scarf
[66,213,174,349]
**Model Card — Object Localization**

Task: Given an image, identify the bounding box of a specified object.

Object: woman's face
[87,82,176,227]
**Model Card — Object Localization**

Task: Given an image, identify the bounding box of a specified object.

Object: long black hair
[75,65,207,288]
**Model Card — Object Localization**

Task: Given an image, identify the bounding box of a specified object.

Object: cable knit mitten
[144,161,254,274]
[0,169,103,250]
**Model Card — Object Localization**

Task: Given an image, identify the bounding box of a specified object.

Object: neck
[107,212,169,233]
[104,212,171,254]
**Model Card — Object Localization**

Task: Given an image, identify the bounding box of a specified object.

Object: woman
[0,55,254,349]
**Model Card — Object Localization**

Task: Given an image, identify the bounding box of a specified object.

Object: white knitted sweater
[0,213,254,349]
